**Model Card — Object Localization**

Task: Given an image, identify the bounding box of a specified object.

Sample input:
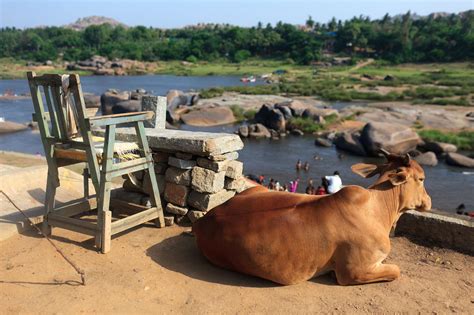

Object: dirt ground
[1,225,473,314]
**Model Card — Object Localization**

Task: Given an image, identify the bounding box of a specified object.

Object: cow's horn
[402,153,411,166]
[380,148,391,157]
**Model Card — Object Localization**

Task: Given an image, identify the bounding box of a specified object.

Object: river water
[1,75,473,213]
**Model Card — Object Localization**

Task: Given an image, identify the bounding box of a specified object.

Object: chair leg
[147,167,165,228]
[43,169,59,236]
[97,181,112,253]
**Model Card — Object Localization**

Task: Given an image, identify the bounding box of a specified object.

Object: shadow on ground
[146,232,338,288]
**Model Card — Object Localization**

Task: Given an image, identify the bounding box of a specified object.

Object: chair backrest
[27,72,88,143]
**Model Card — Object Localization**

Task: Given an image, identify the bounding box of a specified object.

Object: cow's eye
[419,178,424,182]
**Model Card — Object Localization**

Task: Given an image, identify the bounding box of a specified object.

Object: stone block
[191,167,226,193]
[102,128,244,156]
[164,183,189,207]
[142,173,166,196]
[224,176,246,192]
[188,190,235,211]
[153,151,171,163]
[164,216,174,226]
[175,215,190,225]
[154,162,168,174]
[209,151,239,161]
[187,210,205,223]
[166,203,188,216]
[168,156,196,169]
[175,152,193,160]
[142,95,166,129]
[226,160,243,179]
[197,158,229,172]
[165,167,191,186]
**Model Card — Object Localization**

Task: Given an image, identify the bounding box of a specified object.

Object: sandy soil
[1,225,472,314]
[0,151,46,168]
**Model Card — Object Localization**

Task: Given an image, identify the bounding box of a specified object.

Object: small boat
[260,73,271,79]
[240,75,256,83]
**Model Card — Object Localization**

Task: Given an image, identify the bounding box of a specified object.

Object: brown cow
[193,150,431,285]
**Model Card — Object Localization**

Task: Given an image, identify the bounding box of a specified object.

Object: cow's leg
[335,263,400,285]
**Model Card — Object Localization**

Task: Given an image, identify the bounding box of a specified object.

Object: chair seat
[54,136,140,163]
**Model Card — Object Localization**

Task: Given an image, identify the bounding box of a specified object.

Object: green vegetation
[418,130,474,150]
[287,113,340,133]
[229,105,257,122]
[1,11,472,64]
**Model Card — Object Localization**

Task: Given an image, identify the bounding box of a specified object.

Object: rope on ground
[0,190,86,286]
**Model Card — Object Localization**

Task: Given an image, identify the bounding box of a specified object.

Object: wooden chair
[27,71,165,253]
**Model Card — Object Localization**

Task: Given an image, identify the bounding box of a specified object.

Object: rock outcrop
[360,122,421,156]
[334,132,366,156]
[254,104,286,132]
[445,152,474,168]
[180,106,235,126]
[414,151,438,166]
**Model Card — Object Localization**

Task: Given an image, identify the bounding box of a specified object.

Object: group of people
[295,159,310,171]
[304,171,342,195]
[253,170,343,196]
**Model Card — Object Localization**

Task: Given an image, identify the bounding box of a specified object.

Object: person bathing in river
[315,185,327,195]
[268,178,275,190]
[325,171,342,194]
[305,179,315,194]
[275,180,281,191]
[289,178,300,193]
[303,162,310,171]
[295,159,302,171]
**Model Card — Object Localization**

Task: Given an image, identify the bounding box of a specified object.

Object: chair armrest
[87,111,154,127]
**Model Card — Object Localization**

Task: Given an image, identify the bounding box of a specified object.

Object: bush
[233,50,251,63]
[287,117,324,133]
[186,55,198,63]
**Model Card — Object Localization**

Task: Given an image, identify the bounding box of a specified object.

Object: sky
[0,0,472,29]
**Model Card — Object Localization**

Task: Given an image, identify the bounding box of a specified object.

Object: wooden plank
[88,111,154,121]
[69,74,101,193]
[97,124,115,253]
[107,162,149,179]
[43,85,62,139]
[54,148,88,162]
[111,208,159,235]
[53,198,97,217]
[110,157,148,172]
[30,73,63,86]
[50,85,69,141]
[48,214,97,236]
[135,121,165,227]
[87,112,154,127]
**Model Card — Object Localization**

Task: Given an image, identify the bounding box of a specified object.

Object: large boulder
[0,121,28,134]
[445,152,474,168]
[334,132,367,156]
[274,104,293,120]
[112,100,141,114]
[314,137,333,147]
[254,104,286,132]
[248,123,271,138]
[421,141,457,155]
[166,90,199,124]
[180,106,235,126]
[360,122,421,156]
[100,89,129,115]
[238,125,249,138]
[83,93,100,108]
[302,107,339,119]
[278,100,307,117]
[414,151,438,166]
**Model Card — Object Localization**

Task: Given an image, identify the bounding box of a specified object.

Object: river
[1,75,473,213]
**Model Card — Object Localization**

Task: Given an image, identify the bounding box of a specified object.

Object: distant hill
[64,16,127,30]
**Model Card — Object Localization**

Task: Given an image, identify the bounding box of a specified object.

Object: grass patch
[418,130,474,150]
[287,117,325,133]
[229,105,257,122]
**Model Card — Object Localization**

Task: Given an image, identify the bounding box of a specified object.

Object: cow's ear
[351,163,378,178]
[388,171,408,186]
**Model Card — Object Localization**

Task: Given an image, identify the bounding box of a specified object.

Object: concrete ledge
[98,128,244,156]
[396,210,473,255]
